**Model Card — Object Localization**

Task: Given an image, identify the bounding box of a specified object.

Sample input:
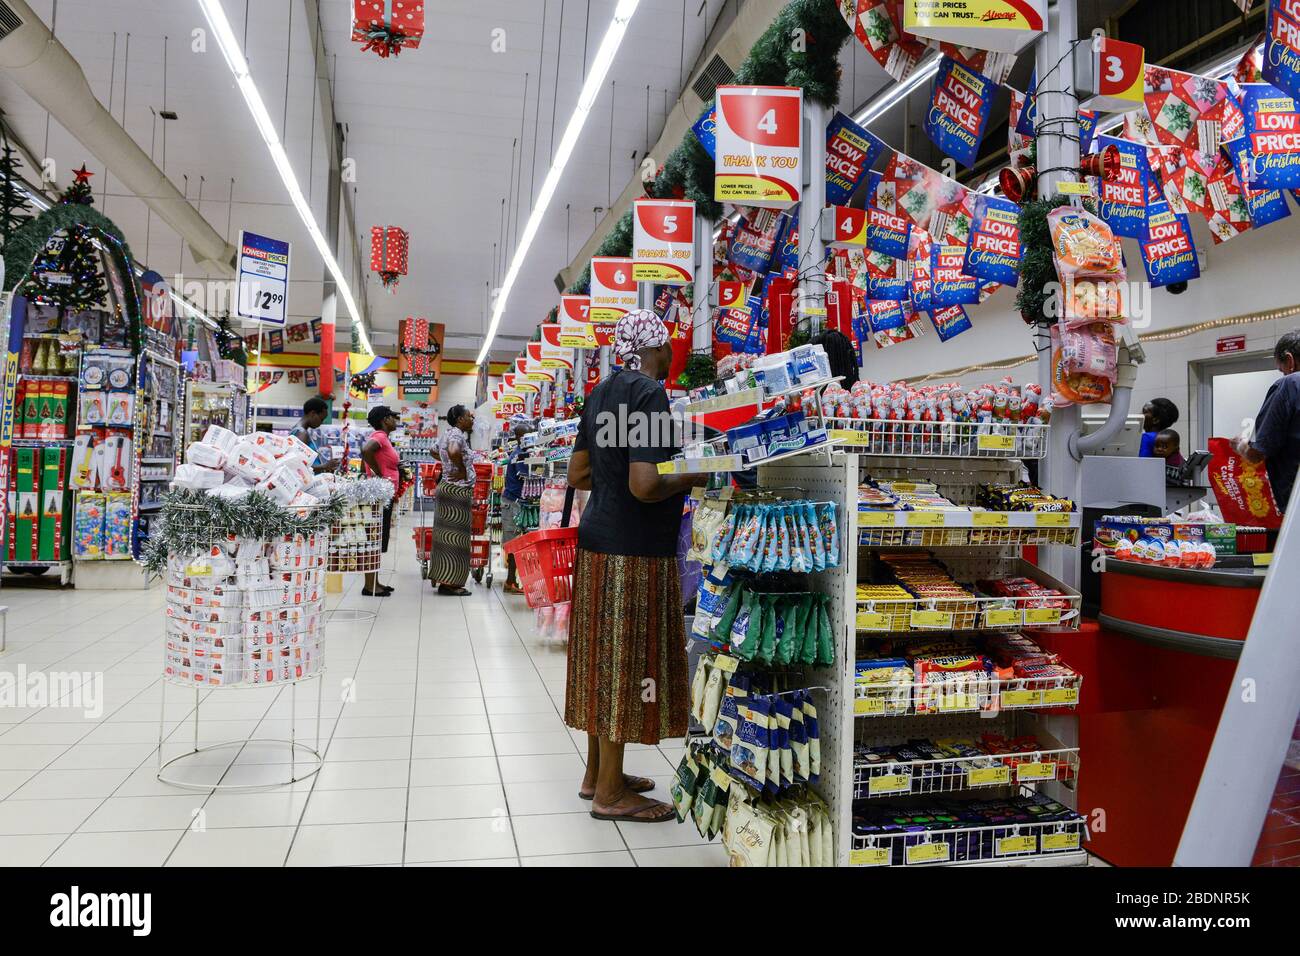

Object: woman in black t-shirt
[564,310,701,823]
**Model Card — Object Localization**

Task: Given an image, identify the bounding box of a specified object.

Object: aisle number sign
[524,346,557,382]
[558,295,599,348]
[718,280,746,308]
[1080,37,1145,111]
[904,0,1046,53]
[824,206,867,248]
[632,199,695,284]
[714,85,803,207]
[589,257,637,329]
[236,230,290,326]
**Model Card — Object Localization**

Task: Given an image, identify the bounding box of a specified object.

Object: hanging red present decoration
[351,1,425,58]
[369,226,409,292]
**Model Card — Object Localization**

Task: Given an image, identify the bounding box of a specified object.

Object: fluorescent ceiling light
[476,0,641,366]
[853,53,941,128]
[197,0,372,355]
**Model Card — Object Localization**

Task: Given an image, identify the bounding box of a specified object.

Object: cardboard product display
[10,447,40,563]
[39,446,71,561]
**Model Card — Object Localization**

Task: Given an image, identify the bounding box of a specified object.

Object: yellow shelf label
[938,693,976,712]
[984,609,1021,627]
[906,511,945,527]
[185,564,212,577]
[906,841,950,865]
[972,512,1010,527]
[860,511,895,527]
[977,434,1016,451]
[910,610,953,628]
[1017,762,1056,782]
[830,429,871,446]
[1024,608,1062,625]
[997,835,1038,855]
[1253,552,1273,567]
[890,481,922,493]
[1043,687,1080,706]
[1056,181,1095,196]
[713,654,739,674]
[656,461,675,475]
[850,847,891,867]
[856,612,891,631]
[854,697,887,716]
[868,773,912,796]
[1034,512,1073,527]
[1001,689,1043,708]
[967,766,1011,787]
[1042,832,1081,852]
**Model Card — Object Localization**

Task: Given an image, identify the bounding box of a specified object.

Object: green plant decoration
[1014,195,1071,326]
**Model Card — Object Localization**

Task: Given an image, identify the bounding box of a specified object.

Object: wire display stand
[157,501,328,791]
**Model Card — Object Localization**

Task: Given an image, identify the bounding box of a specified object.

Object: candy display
[320,476,396,573]
[853,733,1077,799]
[1093,514,1235,566]
[822,377,1047,426]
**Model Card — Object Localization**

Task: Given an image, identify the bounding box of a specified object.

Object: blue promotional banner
[926,56,997,169]
[1017,69,1037,136]
[714,305,753,347]
[851,315,871,365]
[691,102,716,159]
[1095,136,1151,239]
[825,111,886,205]
[1264,0,1300,102]
[865,299,907,333]
[928,304,972,342]
[1140,201,1200,288]
[909,232,933,313]
[777,210,800,276]
[727,212,787,274]
[1222,135,1293,227]
[931,243,980,306]
[866,206,911,259]
[1241,82,1300,188]
[1079,109,1099,155]
[963,196,1021,286]
[866,251,910,301]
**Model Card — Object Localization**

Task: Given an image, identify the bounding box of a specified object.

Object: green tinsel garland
[677,352,718,389]
[141,488,347,578]
[567,0,850,295]
[3,201,143,349]
[1014,196,1071,326]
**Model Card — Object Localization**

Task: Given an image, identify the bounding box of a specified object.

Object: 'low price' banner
[926,56,997,168]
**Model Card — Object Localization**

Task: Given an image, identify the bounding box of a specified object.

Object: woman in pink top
[360,405,405,596]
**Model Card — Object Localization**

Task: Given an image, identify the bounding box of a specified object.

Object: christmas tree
[25,165,107,316]
[0,131,33,248]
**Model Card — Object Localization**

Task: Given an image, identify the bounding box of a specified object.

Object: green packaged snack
[799,594,818,666]
[755,594,778,665]
[776,594,802,666]
[816,593,835,666]
[711,585,744,646]
[726,590,758,660]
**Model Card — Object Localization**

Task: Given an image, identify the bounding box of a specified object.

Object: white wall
[865,204,1300,450]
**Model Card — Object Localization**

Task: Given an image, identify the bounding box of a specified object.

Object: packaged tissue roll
[202,424,239,455]
[186,441,227,470]
[256,465,306,506]
[225,441,275,483]
[174,463,224,490]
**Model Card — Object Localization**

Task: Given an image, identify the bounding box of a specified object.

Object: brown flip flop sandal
[589,799,676,824]
[578,774,655,801]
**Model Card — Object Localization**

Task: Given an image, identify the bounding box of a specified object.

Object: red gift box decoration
[370,226,409,292]
[352,1,425,58]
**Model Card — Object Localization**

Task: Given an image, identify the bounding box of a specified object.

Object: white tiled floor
[0,513,726,867]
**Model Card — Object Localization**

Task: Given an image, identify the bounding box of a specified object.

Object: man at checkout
[1234,331,1300,513]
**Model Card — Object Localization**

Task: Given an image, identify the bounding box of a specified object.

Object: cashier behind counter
[1234,332,1300,514]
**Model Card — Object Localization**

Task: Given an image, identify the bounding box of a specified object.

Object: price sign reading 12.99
[632,199,696,285]
[714,85,802,208]
[236,230,291,326]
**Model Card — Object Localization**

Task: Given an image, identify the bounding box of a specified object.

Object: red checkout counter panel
[1077,558,1265,866]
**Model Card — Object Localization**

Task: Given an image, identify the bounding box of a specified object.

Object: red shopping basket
[471,501,489,535]
[502,527,578,608]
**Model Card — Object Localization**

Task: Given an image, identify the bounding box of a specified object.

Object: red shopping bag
[1207,436,1284,529]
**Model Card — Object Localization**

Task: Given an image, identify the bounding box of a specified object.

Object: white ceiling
[0,0,900,358]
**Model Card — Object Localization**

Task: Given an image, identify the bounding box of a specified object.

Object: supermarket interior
[0,0,1296,895]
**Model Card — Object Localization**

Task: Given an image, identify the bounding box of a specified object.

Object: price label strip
[984,608,1021,627]
[997,835,1039,856]
[972,511,1010,527]
[854,697,887,716]
[856,611,891,631]
[1043,686,1080,706]
[910,610,954,629]
[967,766,1011,787]
[1017,761,1057,782]
[1024,608,1063,625]
[1042,831,1082,852]
[906,841,951,865]
[850,846,891,867]
[977,433,1016,452]
[868,773,913,796]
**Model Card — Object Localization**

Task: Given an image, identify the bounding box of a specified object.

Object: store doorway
[1194,353,1281,447]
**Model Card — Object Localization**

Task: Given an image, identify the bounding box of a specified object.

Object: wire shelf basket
[852,739,1080,799]
[852,673,1084,718]
[849,813,1089,867]
[328,501,384,573]
[827,418,1049,459]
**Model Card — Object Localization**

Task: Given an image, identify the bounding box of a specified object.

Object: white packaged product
[256,465,306,506]
[186,441,227,469]
[248,431,291,457]
[226,442,275,483]
[173,463,224,490]
[202,424,240,455]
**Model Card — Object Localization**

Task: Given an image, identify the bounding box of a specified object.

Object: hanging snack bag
[729,695,771,790]
[804,501,826,571]
[710,584,744,647]
[727,505,760,566]
[670,748,702,823]
[755,594,778,665]
[776,594,803,666]
[691,756,719,838]
[729,591,762,660]
[816,593,835,666]
[798,594,819,666]
[713,672,750,752]
[789,698,809,783]
[816,501,840,568]
[802,692,821,784]
[792,503,815,572]
[1050,322,1117,406]
[773,696,794,792]
[690,497,729,563]
[724,790,774,866]
[710,502,740,562]
[698,657,727,731]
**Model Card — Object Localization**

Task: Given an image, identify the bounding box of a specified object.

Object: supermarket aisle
[0,514,726,867]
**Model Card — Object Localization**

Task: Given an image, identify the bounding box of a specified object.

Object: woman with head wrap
[427,403,477,595]
[564,309,704,823]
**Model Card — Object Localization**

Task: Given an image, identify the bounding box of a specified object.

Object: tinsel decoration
[215,315,249,366]
[335,476,396,506]
[0,130,33,248]
[348,371,377,396]
[1014,197,1071,326]
[678,352,718,390]
[379,271,401,292]
[141,488,346,578]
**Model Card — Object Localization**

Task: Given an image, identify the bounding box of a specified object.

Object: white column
[693,212,712,353]
[799,100,829,333]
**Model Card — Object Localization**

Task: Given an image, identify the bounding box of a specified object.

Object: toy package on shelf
[1092,514,1226,566]
[822,377,1047,426]
[685,343,833,405]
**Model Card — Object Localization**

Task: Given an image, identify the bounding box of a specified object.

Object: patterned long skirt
[564,547,689,744]
[428,482,472,588]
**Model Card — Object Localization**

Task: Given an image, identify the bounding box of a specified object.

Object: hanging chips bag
[698,657,727,731]
[816,593,835,666]
[803,502,826,571]
[773,696,794,792]
[713,672,750,752]
[670,748,702,823]
[730,695,771,790]
[711,585,743,647]
[756,594,778,665]
[803,692,821,784]
[711,503,740,562]
[724,789,773,866]
[798,594,819,666]
[689,497,729,563]
[776,594,802,666]
[817,501,840,567]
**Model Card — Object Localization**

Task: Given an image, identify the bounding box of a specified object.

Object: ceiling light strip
[476,0,642,366]
[197,0,372,355]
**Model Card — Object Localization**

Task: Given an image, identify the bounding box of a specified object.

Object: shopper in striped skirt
[428,405,476,596]
[565,310,703,823]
